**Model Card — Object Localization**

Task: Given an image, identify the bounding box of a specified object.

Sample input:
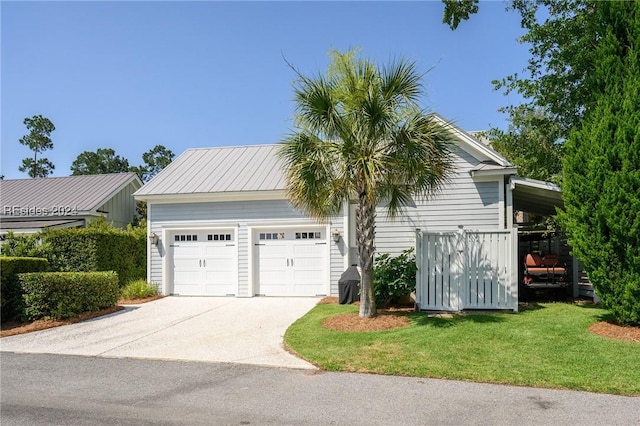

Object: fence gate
[416,229,518,312]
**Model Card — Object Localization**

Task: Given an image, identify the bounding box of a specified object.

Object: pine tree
[559,1,640,325]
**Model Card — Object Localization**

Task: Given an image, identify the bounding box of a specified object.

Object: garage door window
[259,232,285,240]
[208,233,232,241]
[175,234,198,242]
[295,232,321,239]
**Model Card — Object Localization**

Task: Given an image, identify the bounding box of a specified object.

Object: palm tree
[279,50,455,318]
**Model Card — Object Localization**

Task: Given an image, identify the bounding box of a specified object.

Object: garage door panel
[255,229,327,296]
[204,244,234,256]
[174,245,201,256]
[172,231,237,296]
[173,258,199,268]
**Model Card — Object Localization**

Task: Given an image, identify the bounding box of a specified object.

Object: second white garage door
[254,228,328,296]
[171,230,237,296]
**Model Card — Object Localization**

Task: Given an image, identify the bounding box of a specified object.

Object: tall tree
[130,145,175,224]
[443,0,598,180]
[279,50,455,318]
[18,115,55,178]
[483,106,563,182]
[131,145,175,182]
[558,1,640,325]
[70,148,130,175]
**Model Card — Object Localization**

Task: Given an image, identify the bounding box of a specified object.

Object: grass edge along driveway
[284,302,640,396]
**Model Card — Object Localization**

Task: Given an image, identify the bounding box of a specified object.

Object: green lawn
[284,302,640,395]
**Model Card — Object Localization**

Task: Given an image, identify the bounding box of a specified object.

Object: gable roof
[0,172,142,217]
[429,113,512,167]
[135,115,514,200]
[135,145,286,198]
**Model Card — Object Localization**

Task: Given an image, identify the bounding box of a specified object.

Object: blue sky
[1,1,528,180]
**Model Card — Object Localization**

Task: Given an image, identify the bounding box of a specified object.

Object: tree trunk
[357,195,377,318]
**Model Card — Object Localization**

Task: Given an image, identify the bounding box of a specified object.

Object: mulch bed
[118,294,164,305]
[320,297,412,331]
[323,312,411,331]
[588,321,640,343]
[0,305,124,338]
[0,295,164,338]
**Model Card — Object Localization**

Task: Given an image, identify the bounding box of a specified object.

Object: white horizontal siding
[149,199,345,297]
[374,148,502,257]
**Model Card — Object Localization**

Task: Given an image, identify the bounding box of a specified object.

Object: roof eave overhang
[510,176,563,216]
[469,167,518,180]
[135,190,288,204]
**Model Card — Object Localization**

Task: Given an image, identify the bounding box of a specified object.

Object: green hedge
[19,271,120,320]
[1,257,49,323]
[47,228,145,287]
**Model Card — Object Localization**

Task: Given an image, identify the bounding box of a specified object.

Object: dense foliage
[19,271,120,320]
[443,0,603,181]
[0,230,55,259]
[373,249,417,307]
[47,225,145,287]
[559,1,640,325]
[1,220,146,287]
[71,148,130,175]
[0,257,49,323]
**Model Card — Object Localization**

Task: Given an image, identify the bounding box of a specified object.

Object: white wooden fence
[415,229,518,312]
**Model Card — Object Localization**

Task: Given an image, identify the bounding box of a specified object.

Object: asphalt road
[1,353,638,425]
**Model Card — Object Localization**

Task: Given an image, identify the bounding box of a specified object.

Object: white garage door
[171,230,237,296]
[254,228,327,296]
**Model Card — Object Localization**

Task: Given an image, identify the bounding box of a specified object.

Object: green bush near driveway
[121,279,159,300]
[19,271,120,320]
[47,227,145,287]
[1,220,146,288]
[285,302,640,395]
[0,257,49,323]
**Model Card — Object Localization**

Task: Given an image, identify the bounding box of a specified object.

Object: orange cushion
[525,253,543,267]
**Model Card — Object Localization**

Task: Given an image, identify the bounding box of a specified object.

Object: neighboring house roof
[135,115,515,200]
[1,172,142,217]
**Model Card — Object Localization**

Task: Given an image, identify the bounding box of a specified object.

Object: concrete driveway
[0,297,319,369]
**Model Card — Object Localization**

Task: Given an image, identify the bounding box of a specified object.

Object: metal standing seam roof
[0,172,142,216]
[135,145,287,196]
[135,118,514,198]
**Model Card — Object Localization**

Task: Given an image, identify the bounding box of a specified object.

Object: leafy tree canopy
[18,115,56,178]
[70,148,130,175]
[443,0,599,180]
[131,145,175,182]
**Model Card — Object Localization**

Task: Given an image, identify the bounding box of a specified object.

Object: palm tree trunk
[357,196,377,318]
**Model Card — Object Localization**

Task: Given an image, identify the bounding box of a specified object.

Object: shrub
[373,248,417,307]
[46,224,145,287]
[0,257,49,323]
[121,279,158,300]
[19,271,120,320]
[0,230,54,260]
